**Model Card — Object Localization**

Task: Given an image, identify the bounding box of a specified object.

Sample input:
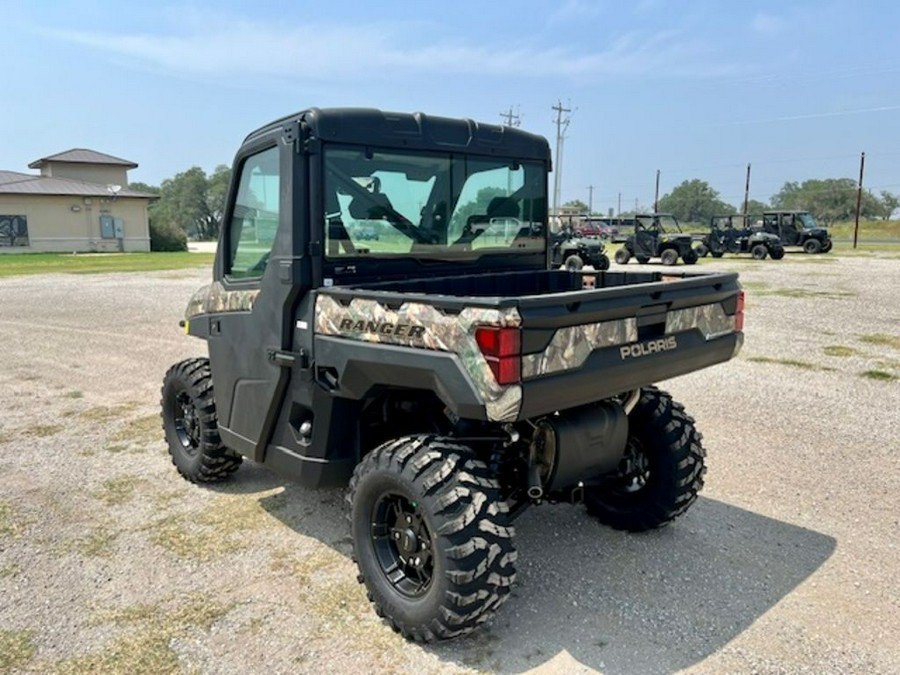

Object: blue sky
[3,0,900,214]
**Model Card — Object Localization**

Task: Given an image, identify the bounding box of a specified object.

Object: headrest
[487,197,519,218]
[349,192,393,220]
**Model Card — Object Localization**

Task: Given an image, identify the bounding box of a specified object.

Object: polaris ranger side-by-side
[759,210,832,254]
[161,108,744,642]
[696,214,785,260]
[613,213,699,265]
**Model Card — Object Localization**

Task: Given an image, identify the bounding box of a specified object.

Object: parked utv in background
[161,108,744,642]
[550,226,611,270]
[758,210,832,254]
[613,213,698,265]
[696,214,785,260]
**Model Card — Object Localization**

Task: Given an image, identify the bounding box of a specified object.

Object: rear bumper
[519,330,741,419]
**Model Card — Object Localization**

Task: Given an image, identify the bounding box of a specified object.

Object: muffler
[530,402,629,494]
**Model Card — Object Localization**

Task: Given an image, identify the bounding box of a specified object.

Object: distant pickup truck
[161,107,745,642]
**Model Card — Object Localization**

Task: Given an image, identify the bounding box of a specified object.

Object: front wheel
[563,254,584,271]
[822,240,833,253]
[160,358,241,483]
[769,245,785,260]
[694,243,709,258]
[594,253,611,271]
[348,436,516,642]
[682,250,698,265]
[614,248,631,265]
[803,238,822,254]
[584,387,706,532]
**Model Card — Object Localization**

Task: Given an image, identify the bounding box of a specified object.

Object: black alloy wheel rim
[615,438,650,494]
[173,391,200,455]
[371,493,435,598]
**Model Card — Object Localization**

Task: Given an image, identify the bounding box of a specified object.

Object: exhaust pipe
[526,464,544,500]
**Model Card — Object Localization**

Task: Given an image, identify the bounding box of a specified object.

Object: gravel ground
[0,251,898,674]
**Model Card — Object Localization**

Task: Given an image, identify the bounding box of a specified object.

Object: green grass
[859,334,900,351]
[861,370,897,381]
[747,356,834,371]
[0,629,37,673]
[0,252,214,278]
[823,345,860,357]
[827,219,900,241]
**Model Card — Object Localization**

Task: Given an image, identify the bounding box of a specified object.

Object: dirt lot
[1,252,898,674]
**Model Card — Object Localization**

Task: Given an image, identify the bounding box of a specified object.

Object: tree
[744,199,769,214]
[880,191,899,220]
[656,180,735,225]
[563,199,589,212]
[450,187,507,231]
[771,179,884,225]
[151,166,232,240]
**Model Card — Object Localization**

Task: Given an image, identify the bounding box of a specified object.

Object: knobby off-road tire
[803,238,822,254]
[564,254,584,271]
[660,249,679,266]
[614,248,631,265]
[694,243,709,258]
[594,253,611,271]
[682,249,698,265]
[769,245,785,260]
[751,243,768,260]
[822,240,833,253]
[347,436,516,642]
[160,358,241,483]
[584,386,706,532]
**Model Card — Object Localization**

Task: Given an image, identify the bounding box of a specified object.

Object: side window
[227,146,280,279]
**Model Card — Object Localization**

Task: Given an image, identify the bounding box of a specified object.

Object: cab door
[204,130,307,460]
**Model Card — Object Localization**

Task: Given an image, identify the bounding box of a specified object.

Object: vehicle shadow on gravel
[255,477,835,675]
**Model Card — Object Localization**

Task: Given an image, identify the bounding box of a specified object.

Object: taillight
[475,326,521,385]
[735,290,745,332]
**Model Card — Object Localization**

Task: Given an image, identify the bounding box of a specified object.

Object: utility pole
[551,100,572,218]
[500,105,521,128]
[617,192,621,215]
[743,163,752,218]
[854,151,865,249]
[654,170,660,213]
[587,185,594,214]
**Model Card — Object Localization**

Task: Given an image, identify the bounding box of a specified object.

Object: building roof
[28,148,138,170]
[0,173,156,199]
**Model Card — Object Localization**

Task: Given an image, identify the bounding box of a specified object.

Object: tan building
[0,149,156,253]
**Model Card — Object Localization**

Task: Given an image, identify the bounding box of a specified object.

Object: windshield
[323,147,546,259]
[797,213,819,229]
[636,214,682,234]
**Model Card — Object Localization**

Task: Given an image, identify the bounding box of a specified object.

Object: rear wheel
[682,250,698,265]
[636,256,650,264]
[584,387,706,532]
[614,248,631,265]
[594,253,611,271]
[160,358,241,483]
[769,245,785,260]
[348,436,516,642]
[711,251,725,258]
[751,244,768,260]
[694,243,709,258]
[803,238,822,254]
[660,249,678,266]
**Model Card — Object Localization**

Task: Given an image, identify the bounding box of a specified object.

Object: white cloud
[39,18,743,82]
[751,12,787,37]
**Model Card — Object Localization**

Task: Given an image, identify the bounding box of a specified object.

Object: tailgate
[516,270,742,419]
